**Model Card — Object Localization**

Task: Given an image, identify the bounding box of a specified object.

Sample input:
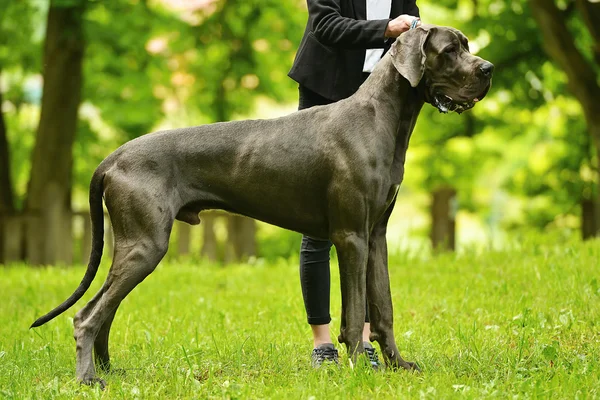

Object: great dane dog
[31,24,493,387]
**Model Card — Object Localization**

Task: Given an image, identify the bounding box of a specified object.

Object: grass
[1,236,599,399]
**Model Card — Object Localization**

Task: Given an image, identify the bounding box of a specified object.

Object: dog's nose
[479,62,494,77]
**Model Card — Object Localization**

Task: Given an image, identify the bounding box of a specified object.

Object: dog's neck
[356,55,425,184]
[359,55,423,108]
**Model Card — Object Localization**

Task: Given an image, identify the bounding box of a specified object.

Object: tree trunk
[0,74,14,215]
[1,215,25,263]
[0,70,16,264]
[24,1,85,265]
[430,187,457,252]
[574,0,600,65]
[581,198,598,240]
[225,214,257,263]
[201,212,219,262]
[177,221,191,256]
[595,144,600,237]
[530,0,600,238]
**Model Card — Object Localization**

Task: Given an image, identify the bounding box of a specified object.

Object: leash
[410,18,420,30]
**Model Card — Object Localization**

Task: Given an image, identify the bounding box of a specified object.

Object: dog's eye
[444,46,456,54]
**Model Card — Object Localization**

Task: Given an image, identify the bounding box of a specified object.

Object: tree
[0,0,40,263]
[24,0,86,265]
[403,0,598,246]
[0,74,13,262]
[529,0,600,237]
[0,70,13,212]
[402,0,549,250]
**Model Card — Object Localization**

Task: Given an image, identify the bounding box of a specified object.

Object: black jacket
[289,0,420,101]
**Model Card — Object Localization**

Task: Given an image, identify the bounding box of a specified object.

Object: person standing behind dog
[288,0,421,368]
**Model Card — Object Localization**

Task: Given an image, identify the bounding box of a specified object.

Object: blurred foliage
[184,0,306,121]
[0,0,39,71]
[0,0,43,208]
[405,0,598,235]
[0,0,598,253]
[257,226,303,263]
[84,1,173,139]
[1,0,306,208]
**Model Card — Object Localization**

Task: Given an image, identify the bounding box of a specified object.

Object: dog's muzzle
[432,93,475,114]
[431,82,491,114]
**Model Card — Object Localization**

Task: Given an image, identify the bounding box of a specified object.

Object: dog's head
[389,24,493,113]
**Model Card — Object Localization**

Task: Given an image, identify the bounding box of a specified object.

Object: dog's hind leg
[92,248,156,374]
[93,307,117,373]
[74,234,170,387]
[72,282,110,369]
[73,179,175,387]
[366,201,419,371]
[73,287,123,373]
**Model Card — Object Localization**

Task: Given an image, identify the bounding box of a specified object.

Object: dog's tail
[30,169,106,328]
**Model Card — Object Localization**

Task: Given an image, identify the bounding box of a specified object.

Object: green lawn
[1,237,599,399]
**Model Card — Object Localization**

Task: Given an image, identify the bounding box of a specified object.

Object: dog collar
[410,18,420,30]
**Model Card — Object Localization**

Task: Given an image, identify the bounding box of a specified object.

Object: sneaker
[363,342,383,370]
[311,343,339,368]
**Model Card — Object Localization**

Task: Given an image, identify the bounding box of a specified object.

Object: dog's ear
[389,27,431,87]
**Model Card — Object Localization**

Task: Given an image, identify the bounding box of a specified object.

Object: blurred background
[0,0,598,266]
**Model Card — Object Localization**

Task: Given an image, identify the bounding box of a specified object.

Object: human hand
[384,15,421,38]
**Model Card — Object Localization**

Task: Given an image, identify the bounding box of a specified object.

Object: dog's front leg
[366,204,420,371]
[333,231,369,364]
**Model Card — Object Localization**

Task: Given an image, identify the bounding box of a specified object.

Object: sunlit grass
[1,237,599,398]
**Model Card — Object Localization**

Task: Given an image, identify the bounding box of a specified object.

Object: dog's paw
[400,360,421,373]
[80,376,107,390]
[96,360,126,377]
[385,357,422,373]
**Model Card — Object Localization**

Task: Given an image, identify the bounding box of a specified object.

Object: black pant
[298,83,370,326]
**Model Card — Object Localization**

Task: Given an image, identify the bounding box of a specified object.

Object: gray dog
[32,24,493,387]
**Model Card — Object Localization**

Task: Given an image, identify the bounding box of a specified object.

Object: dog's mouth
[432,84,490,114]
